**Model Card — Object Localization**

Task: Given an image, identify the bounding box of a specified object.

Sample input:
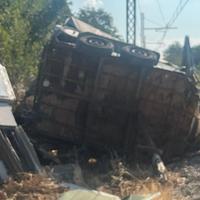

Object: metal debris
[0,63,42,182]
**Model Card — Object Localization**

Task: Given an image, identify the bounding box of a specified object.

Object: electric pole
[126,0,137,45]
[140,12,145,48]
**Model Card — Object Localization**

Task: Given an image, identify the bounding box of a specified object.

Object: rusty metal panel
[85,58,141,148]
[35,46,99,142]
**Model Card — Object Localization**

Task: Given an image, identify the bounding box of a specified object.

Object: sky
[71,0,200,53]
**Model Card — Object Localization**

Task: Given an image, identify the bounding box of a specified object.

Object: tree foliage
[164,42,200,69]
[0,2,121,88]
[77,7,120,39]
[0,0,71,87]
[192,45,200,68]
[163,42,182,66]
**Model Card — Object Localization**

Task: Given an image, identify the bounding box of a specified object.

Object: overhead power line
[156,0,190,50]
[156,0,166,24]
[140,12,176,48]
[145,17,162,27]
[168,0,190,26]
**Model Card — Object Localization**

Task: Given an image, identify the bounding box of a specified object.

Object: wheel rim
[87,37,107,47]
[130,47,156,60]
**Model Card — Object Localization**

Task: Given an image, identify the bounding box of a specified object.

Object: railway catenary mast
[126,0,136,45]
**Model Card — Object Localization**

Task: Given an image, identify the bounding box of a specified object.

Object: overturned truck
[33,17,200,160]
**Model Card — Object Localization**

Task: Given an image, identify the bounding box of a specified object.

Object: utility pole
[127,0,136,45]
[140,12,145,48]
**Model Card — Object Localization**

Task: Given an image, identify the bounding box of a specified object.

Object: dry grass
[118,178,172,199]
[84,161,185,200]
[0,173,67,200]
[0,157,186,200]
[97,176,174,200]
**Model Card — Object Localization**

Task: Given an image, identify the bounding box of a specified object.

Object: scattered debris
[44,145,174,199]
[0,63,42,182]
[152,154,167,181]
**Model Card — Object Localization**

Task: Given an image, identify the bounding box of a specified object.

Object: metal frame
[126,0,137,45]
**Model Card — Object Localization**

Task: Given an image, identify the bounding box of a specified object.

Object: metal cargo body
[34,17,200,158]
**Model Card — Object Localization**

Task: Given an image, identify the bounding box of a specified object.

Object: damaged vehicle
[31,17,200,160]
[0,64,41,182]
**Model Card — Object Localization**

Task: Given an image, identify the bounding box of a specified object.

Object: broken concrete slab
[59,189,121,200]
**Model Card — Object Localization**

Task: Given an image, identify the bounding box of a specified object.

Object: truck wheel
[77,34,114,56]
[54,31,77,47]
[121,45,160,66]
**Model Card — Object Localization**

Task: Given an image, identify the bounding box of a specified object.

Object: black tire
[53,30,77,48]
[76,34,114,56]
[121,45,160,66]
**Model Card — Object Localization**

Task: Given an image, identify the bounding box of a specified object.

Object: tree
[0,0,72,87]
[77,7,120,39]
[164,42,200,69]
[192,45,200,69]
[163,42,182,66]
[26,0,72,42]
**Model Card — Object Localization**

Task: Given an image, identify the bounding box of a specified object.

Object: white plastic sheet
[0,64,15,103]
[0,102,17,127]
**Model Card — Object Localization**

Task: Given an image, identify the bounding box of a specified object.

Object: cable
[139,0,162,27]
[156,0,166,24]
[156,0,190,50]
[168,0,189,26]
[145,17,162,27]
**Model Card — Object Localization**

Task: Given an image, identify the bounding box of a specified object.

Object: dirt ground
[1,139,200,200]
[44,146,193,200]
[50,147,200,200]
